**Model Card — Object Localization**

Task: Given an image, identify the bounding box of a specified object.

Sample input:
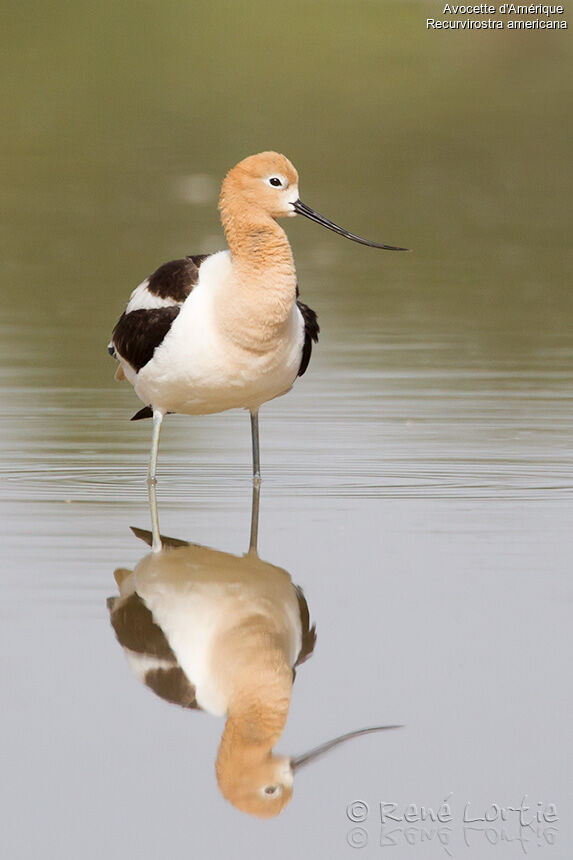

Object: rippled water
[2,1,572,857]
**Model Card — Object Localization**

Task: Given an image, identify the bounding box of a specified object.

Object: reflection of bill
[108,527,400,817]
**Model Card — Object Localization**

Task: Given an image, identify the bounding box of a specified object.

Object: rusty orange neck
[216,199,298,348]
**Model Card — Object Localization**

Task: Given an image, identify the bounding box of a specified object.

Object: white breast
[133,251,305,415]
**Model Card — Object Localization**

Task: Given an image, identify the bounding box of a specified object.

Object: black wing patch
[296,299,319,377]
[111,306,180,372]
[147,254,210,301]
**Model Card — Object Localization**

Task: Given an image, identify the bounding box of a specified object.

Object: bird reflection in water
[107,492,400,817]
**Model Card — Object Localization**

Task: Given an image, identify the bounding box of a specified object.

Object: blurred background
[1,1,571,857]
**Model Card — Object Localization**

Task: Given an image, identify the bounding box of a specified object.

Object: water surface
[1,2,571,857]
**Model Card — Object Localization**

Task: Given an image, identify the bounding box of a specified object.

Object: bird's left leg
[147,409,164,553]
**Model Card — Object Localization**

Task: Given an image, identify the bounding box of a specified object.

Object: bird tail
[131,405,153,421]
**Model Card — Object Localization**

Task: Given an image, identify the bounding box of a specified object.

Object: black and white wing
[295,285,319,377]
[108,254,210,373]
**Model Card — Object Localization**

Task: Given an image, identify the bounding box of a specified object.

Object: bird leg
[250,410,261,484]
[147,409,164,553]
[248,410,261,554]
[248,479,261,555]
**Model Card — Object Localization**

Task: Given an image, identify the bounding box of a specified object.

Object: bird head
[220,151,300,221]
[220,150,408,249]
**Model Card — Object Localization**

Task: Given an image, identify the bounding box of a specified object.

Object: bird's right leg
[147,409,164,553]
[248,410,261,554]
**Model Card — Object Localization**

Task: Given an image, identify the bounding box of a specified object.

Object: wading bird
[108,522,401,817]
[108,152,407,550]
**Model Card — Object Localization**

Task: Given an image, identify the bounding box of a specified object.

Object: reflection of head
[217,752,294,818]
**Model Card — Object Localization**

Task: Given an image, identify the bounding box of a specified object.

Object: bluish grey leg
[248,480,261,555]
[248,410,261,553]
[250,409,261,482]
[147,409,164,553]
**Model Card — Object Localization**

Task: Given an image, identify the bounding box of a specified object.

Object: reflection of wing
[107,593,201,711]
[293,586,316,679]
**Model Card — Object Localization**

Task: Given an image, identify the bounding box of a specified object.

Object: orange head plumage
[219,150,408,252]
[219,151,300,225]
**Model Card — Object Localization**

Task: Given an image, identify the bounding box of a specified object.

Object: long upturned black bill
[292,200,408,251]
[290,724,403,772]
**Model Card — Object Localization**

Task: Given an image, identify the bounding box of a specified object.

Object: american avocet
[108,525,401,817]
[109,152,407,550]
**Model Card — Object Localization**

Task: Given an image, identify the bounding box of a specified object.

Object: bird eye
[268,177,283,187]
[264,784,280,796]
